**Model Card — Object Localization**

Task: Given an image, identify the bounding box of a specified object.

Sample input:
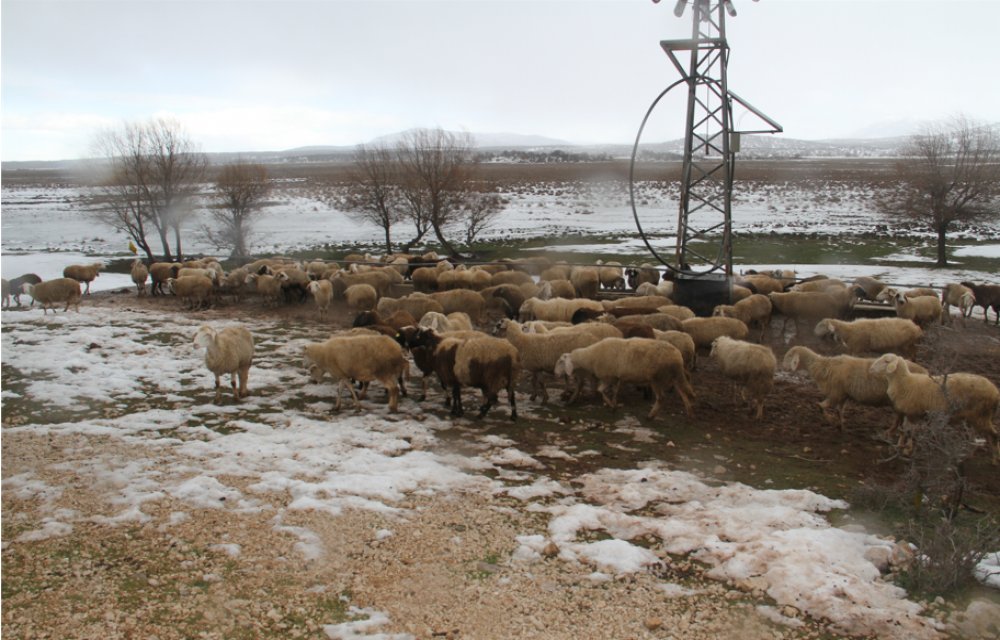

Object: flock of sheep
[3,253,999,464]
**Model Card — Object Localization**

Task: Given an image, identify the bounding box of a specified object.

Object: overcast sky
[3,0,999,161]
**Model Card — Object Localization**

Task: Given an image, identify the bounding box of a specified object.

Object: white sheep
[768,290,856,336]
[869,354,999,463]
[177,267,220,284]
[497,319,610,403]
[569,266,600,298]
[245,273,282,306]
[376,294,445,321]
[851,276,888,301]
[168,275,214,310]
[603,295,674,312]
[680,316,749,349]
[595,260,626,290]
[655,305,696,322]
[554,337,694,419]
[307,279,334,314]
[886,290,941,327]
[131,259,149,296]
[537,279,576,300]
[941,283,976,326]
[437,268,492,291]
[303,334,408,412]
[431,289,486,323]
[345,283,378,312]
[490,270,533,288]
[814,317,923,359]
[62,262,103,295]
[712,293,772,341]
[737,273,784,295]
[193,325,254,403]
[783,345,927,430]
[635,281,674,298]
[331,270,395,298]
[709,336,776,420]
[653,329,697,372]
[219,267,250,302]
[790,277,845,294]
[419,311,473,333]
[519,297,604,323]
[21,278,82,314]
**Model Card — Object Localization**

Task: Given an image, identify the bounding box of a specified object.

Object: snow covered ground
[2,304,988,638]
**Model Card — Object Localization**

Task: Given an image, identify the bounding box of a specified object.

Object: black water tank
[672,273,732,317]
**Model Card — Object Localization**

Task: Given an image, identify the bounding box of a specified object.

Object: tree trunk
[157,228,173,262]
[401,227,428,254]
[935,223,949,268]
[173,226,184,262]
[431,221,469,260]
[384,227,393,256]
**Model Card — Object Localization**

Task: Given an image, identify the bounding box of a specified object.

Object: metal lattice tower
[635,0,781,278]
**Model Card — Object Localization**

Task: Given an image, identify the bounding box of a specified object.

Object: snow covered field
[3,171,999,637]
[0,304,960,639]
[2,179,998,291]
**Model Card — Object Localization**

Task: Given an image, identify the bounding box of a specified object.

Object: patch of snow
[323,606,413,640]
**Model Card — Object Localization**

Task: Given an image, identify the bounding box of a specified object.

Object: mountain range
[6,126,991,171]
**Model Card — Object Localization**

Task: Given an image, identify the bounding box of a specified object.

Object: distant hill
[11,126,983,172]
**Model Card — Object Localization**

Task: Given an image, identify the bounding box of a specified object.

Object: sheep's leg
[345,380,363,410]
[597,380,618,409]
[357,381,370,400]
[230,373,239,401]
[647,385,664,419]
[674,382,695,417]
[386,381,399,412]
[753,396,765,421]
[477,390,498,419]
[507,380,518,421]
[213,374,223,403]
[450,384,464,417]
[237,366,250,398]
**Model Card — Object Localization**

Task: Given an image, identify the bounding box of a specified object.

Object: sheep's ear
[885,358,898,373]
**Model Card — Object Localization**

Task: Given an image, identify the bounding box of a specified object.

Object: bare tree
[90,118,207,261]
[396,128,483,257]
[459,191,503,245]
[204,162,271,260]
[340,144,403,254]
[879,116,1000,267]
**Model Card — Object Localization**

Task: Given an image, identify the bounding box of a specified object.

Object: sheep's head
[781,347,802,371]
[553,353,573,378]
[869,353,902,376]
[875,287,897,303]
[492,318,510,336]
[302,351,325,383]
[193,325,217,348]
[814,319,834,338]
[709,336,730,358]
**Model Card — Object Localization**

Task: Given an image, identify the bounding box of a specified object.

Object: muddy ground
[3,286,999,640]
